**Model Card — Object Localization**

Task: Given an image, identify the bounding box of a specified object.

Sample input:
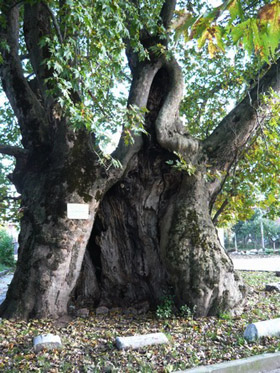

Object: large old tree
[0,0,279,319]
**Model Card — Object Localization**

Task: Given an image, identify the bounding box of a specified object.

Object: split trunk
[3,1,275,319]
[0,59,245,319]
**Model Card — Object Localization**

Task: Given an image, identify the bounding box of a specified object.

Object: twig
[0,195,21,202]
[212,199,229,225]
[42,2,63,44]
[87,90,114,119]
[0,144,28,158]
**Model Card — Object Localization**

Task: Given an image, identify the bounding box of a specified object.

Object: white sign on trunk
[67,203,89,219]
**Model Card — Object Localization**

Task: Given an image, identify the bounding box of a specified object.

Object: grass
[0,271,280,372]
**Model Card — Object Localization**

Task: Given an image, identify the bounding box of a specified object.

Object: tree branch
[42,2,63,44]
[160,0,177,29]
[203,60,280,172]
[114,61,163,166]
[0,195,21,202]
[0,5,50,148]
[0,144,28,158]
[212,199,229,225]
[23,2,53,99]
[155,58,200,158]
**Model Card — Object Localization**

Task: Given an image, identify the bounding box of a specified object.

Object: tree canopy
[0,0,279,225]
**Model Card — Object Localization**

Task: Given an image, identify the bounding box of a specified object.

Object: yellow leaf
[208,40,219,58]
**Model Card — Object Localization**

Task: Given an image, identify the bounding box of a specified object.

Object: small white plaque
[67,203,89,219]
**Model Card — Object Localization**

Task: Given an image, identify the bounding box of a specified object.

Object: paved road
[231,255,280,272]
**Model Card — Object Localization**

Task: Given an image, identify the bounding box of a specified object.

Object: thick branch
[160,0,177,29]
[0,6,50,148]
[114,61,163,166]
[42,2,63,44]
[0,195,21,202]
[155,59,200,158]
[0,144,28,158]
[204,60,280,171]
[212,199,229,225]
[23,3,53,100]
[127,61,163,108]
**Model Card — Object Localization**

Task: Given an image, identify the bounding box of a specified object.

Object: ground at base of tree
[0,271,279,373]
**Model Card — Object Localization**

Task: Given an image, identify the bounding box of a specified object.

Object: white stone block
[244,318,280,342]
[116,332,168,350]
[33,333,62,353]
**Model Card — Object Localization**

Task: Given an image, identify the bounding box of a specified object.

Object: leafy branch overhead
[0,0,279,226]
[0,0,280,321]
[173,0,280,61]
[212,88,280,225]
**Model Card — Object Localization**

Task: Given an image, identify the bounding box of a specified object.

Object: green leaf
[227,0,244,22]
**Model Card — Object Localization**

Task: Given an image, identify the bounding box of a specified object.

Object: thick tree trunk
[82,145,177,308]
[74,133,245,316]
[1,57,247,319]
[73,65,246,316]
[160,173,246,316]
[5,0,278,320]
[0,125,117,319]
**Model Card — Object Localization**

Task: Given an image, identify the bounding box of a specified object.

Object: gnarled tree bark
[75,56,247,316]
[0,0,278,319]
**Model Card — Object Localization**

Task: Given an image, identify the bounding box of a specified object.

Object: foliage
[0,271,280,371]
[156,295,175,319]
[174,0,280,224]
[173,1,280,226]
[0,228,14,267]
[0,0,279,224]
[180,304,197,318]
[166,151,196,175]
[156,295,197,319]
[177,9,280,225]
[122,105,149,145]
[32,0,164,147]
[174,0,280,62]
[0,101,21,145]
[0,262,7,271]
[0,160,20,223]
[232,210,280,250]
[263,219,280,244]
[180,46,260,140]
[218,311,234,321]
[0,99,21,223]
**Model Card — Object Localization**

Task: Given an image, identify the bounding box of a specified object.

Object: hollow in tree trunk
[2,0,279,319]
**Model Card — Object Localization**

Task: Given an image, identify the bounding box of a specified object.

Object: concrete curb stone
[175,352,280,372]
[244,318,280,342]
[116,332,169,350]
[33,334,62,353]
